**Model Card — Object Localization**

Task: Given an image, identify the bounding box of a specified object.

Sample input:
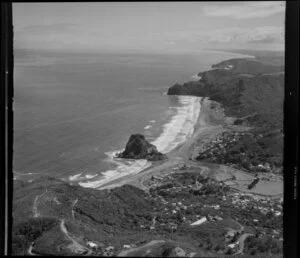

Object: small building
[123,245,131,249]
[87,241,98,249]
[274,211,282,216]
[228,243,237,249]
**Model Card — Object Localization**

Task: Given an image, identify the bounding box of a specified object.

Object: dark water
[13,49,250,186]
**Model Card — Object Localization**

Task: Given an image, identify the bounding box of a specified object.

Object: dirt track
[60,219,92,255]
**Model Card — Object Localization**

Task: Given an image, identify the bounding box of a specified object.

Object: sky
[13,2,285,53]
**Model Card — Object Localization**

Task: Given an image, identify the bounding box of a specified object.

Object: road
[60,219,92,255]
[71,198,78,219]
[29,192,91,256]
[225,219,253,256]
[234,233,253,255]
[28,243,36,256]
[32,189,48,218]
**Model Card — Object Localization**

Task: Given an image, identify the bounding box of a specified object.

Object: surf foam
[79,152,151,188]
[151,95,201,153]
[69,173,84,181]
[85,174,98,179]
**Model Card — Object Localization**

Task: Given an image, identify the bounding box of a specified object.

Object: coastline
[78,95,202,189]
[96,97,227,190]
[16,53,283,198]
[96,92,283,198]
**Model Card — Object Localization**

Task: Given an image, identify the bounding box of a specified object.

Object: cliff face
[116,134,167,161]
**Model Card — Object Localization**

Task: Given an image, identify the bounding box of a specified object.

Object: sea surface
[13,49,251,187]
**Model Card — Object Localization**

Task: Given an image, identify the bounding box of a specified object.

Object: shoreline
[97,97,228,190]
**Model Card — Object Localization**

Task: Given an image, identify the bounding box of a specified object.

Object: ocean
[13,49,250,188]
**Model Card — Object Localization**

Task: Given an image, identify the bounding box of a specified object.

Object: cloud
[206,26,284,44]
[203,2,285,19]
[14,22,284,52]
[155,26,284,46]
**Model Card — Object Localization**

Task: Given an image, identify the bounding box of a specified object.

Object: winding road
[29,193,91,256]
[32,189,48,218]
[60,219,91,255]
[71,198,78,219]
[28,243,36,256]
[234,233,253,255]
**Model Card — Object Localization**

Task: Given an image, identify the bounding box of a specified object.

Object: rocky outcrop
[116,134,167,161]
[167,81,206,97]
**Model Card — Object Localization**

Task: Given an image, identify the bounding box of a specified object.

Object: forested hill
[167,52,284,174]
[167,55,284,130]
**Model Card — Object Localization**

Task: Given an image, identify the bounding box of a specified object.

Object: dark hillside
[167,56,284,174]
[12,178,158,255]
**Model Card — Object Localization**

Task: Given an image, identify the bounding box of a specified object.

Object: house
[228,243,236,249]
[274,211,281,216]
[190,217,207,226]
[87,241,98,249]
